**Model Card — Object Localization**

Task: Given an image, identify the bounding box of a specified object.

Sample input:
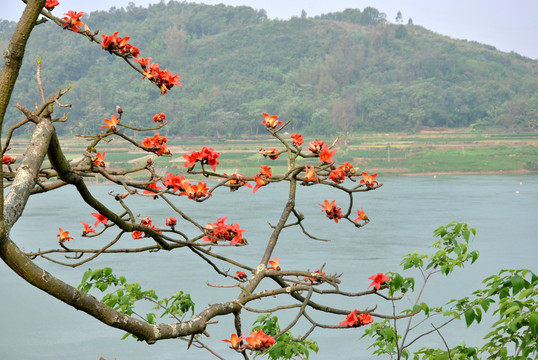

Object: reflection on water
[1,175,536,359]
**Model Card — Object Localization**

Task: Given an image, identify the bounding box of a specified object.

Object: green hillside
[1,2,537,138]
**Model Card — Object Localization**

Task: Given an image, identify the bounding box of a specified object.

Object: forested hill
[1,2,537,137]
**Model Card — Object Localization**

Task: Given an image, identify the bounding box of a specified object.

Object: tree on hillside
[1,1,536,359]
[361,7,387,25]
[395,10,403,24]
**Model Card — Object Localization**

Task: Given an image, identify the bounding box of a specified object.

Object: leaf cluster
[252,314,319,360]
[78,267,195,333]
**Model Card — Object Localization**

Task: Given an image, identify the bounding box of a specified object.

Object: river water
[1,174,536,359]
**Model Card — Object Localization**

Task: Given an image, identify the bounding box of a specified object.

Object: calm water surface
[1,175,536,359]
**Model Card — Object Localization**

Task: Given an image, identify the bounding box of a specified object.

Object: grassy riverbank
[344,131,538,175]
[7,131,538,177]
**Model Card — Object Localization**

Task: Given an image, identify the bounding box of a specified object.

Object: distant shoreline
[400,169,538,176]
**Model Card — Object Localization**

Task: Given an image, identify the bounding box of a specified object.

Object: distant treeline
[1,1,537,138]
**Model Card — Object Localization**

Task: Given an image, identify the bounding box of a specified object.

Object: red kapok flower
[318,144,338,164]
[179,182,212,201]
[124,43,139,57]
[198,146,221,171]
[93,152,106,167]
[92,213,108,227]
[140,216,153,227]
[368,273,390,290]
[258,165,272,178]
[162,172,188,193]
[234,271,247,280]
[264,148,279,160]
[165,217,177,227]
[101,31,119,50]
[132,230,144,240]
[115,35,130,49]
[81,222,96,236]
[138,60,181,94]
[339,309,359,327]
[134,57,152,68]
[136,217,162,236]
[202,217,246,245]
[354,208,369,222]
[304,269,326,284]
[253,174,268,194]
[57,228,74,243]
[339,161,358,176]
[182,146,220,172]
[143,181,163,199]
[360,172,379,188]
[153,113,166,122]
[268,256,280,271]
[101,114,120,131]
[261,112,282,129]
[159,69,181,94]
[61,10,85,33]
[291,133,304,146]
[319,200,343,223]
[221,333,244,350]
[309,139,324,154]
[225,173,252,192]
[339,309,374,327]
[182,151,199,170]
[141,133,170,156]
[45,0,59,11]
[100,32,138,57]
[329,168,345,183]
[329,162,358,183]
[244,329,275,350]
[358,313,374,325]
[302,164,318,184]
[2,155,16,165]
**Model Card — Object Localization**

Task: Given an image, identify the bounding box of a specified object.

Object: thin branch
[275,288,313,338]
[431,323,452,360]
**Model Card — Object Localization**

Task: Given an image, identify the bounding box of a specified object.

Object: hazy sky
[4,0,538,59]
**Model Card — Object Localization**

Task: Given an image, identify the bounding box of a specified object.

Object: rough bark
[3,120,53,227]
[1,0,46,219]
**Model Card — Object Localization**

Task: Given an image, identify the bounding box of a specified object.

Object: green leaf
[509,319,519,332]
[470,251,479,264]
[80,269,91,286]
[474,307,482,323]
[462,229,470,242]
[392,273,403,289]
[518,288,534,299]
[529,312,538,334]
[381,327,395,341]
[531,272,538,284]
[510,275,526,295]
[464,309,475,327]
[503,304,521,316]
[480,298,493,312]
[119,295,130,305]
